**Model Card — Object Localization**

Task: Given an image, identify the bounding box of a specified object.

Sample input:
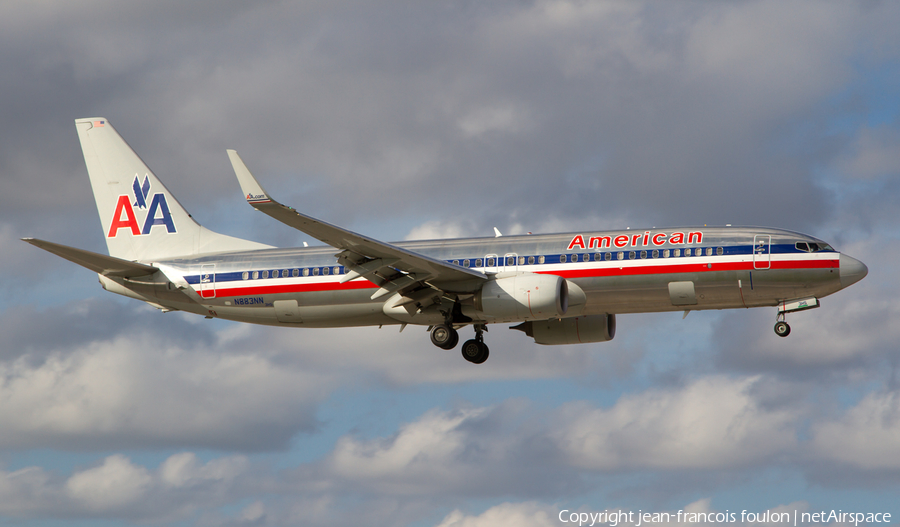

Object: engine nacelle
[474,272,568,322]
[512,314,616,345]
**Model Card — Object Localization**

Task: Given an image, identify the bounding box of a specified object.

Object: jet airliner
[23,118,868,364]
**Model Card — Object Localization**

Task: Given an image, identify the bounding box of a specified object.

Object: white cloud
[65,455,152,512]
[0,451,251,521]
[552,376,798,470]
[405,220,473,240]
[326,406,492,494]
[811,391,900,470]
[437,501,557,527]
[0,333,329,450]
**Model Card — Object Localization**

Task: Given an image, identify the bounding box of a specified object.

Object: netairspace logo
[108,175,177,238]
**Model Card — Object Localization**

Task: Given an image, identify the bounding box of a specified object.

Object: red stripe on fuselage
[216,279,378,297]
[546,258,838,279]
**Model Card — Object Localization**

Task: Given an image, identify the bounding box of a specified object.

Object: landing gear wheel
[774,321,791,337]
[430,324,459,350]
[461,339,489,364]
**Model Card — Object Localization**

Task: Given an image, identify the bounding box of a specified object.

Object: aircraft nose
[839,253,868,289]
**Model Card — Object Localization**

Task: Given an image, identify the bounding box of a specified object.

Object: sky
[1,0,899,525]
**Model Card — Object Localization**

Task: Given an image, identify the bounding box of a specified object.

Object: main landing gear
[461,325,489,364]
[430,323,490,364]
[430,323,459,350]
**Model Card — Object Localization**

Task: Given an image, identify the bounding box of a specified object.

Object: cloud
[810,390,900,471]
[437,501,558,527]
[839,125,900,180]
[65,455,152,512]
[552,376,798,470]
[0,325,328,451]
[295,376,800,501]
[0,452,251,521]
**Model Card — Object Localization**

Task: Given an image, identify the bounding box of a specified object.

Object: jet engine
[473,272,568,322]
[511,314,616,345]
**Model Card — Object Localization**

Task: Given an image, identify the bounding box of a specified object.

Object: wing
[227,150,487,308]
[22,238,158,277]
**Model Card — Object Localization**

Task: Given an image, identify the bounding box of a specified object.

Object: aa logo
[107,175,177,238]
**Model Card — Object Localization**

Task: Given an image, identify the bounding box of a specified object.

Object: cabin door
[200,264,216,298]
[753,235,771,270]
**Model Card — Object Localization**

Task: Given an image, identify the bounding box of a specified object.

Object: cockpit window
[796,241,835,253]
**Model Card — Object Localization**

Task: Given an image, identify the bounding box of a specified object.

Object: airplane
[23,118,869,364]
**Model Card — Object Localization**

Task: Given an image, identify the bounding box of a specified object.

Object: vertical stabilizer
[75,118,270,261]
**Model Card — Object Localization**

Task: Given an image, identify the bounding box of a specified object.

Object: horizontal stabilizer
[22,238,157,277]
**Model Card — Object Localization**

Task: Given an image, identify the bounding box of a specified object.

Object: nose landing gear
[774,313,791,337]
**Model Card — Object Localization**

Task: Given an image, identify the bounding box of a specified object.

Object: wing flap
[22,238,158,277]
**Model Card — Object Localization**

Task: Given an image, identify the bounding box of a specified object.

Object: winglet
[227,150,272,205]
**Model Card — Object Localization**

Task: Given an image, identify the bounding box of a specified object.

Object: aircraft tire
[443,329,460,350]
[431,324,458,349]
[461,339,489,364]
[774,321,791,337]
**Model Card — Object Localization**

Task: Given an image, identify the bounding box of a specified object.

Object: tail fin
[75,118,270,261]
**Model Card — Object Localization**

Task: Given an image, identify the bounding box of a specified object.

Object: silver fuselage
[106,226,862,328]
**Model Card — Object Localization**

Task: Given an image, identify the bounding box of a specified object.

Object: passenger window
[292,269,299,277]
[313,268,319,276]
[663,249,670,258]
[453,260,459,266]
[706,247,713,256]
[605,252,611,261]
[538,255,545,264]
[673,249,680,257]
[303,268,309,277]
[629,251,636,259]
[463,259,470,267]
[323,267,330,275]
[518,256,525,265]
[652,250,659,258]
[528,256,535,265]
[560,255,566,263]
[476,259,483,267]
[487,257,495,266]
[508,256,516,266]
[617,252,624,260]
[640,250,647,259]
[716,247,723,256]
[242,271,249,280]
[262,270,269,279]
